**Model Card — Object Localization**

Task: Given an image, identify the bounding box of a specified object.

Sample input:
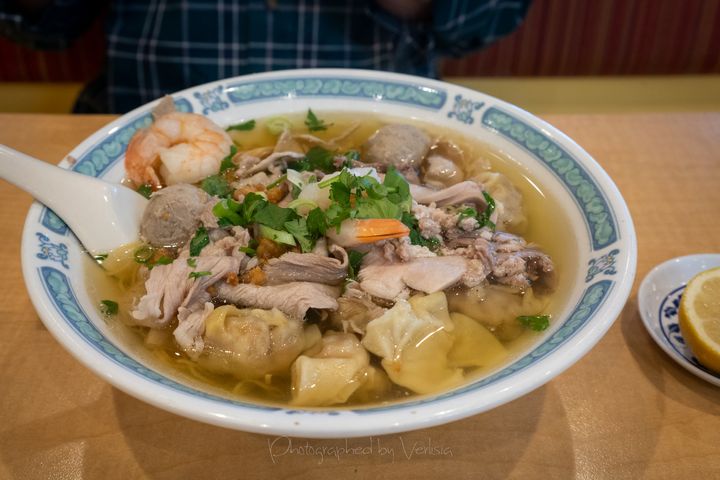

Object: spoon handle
[0,144,147,254]
[0,144,103,210]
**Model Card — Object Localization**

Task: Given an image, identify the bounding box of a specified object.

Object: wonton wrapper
[448,312,508,368]
[362,297,463,395]
[448,284,548,338]
[349,366,393,404]
[409,291,454,332]
[291,332,370,407]
[199,305,309,380]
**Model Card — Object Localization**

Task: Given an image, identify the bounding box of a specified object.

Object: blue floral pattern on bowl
[36,232,69,269]
[447,94,484,124]
[586,248,620,282]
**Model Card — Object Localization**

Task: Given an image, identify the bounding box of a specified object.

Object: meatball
[140,184,211,247]
[363,124,431,169]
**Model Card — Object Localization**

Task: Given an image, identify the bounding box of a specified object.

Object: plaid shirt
[0,0,531,113]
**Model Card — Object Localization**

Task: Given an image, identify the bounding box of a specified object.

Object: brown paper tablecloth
[1,112,719,479]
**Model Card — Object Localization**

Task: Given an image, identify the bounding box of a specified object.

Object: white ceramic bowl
[21,69,637,438]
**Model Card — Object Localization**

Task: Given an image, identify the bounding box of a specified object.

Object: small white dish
[638,254,720,386]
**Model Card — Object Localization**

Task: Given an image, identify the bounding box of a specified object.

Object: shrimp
[125,112,233,188]
[327,219,410,247]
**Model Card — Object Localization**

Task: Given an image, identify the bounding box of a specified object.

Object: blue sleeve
[0,0,106,49]
[370,0,533,57]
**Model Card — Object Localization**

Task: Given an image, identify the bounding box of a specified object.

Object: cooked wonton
[362,296,463,394]
[291,332,369,407]
[199,305,312,379]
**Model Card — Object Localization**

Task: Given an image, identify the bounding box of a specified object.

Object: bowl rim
[20,68,637,438]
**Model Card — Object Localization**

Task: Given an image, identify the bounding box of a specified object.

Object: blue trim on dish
[41,208,68,235]
[481,107,618,251]
[38,266,281,411]
[658,285,720,379]
[226,77,447,110]
[447,94,484,124]
[194,85,230,114]
[36,232,69,269]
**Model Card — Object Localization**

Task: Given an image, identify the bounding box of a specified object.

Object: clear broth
[85,112,577,408]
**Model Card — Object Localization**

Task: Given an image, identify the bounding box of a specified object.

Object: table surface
[1,112,719,479]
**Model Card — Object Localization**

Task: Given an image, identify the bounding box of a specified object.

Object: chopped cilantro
[201,174,232,198]
[383,166,412,213]
[254,202,300,230]
[402,212,440,251]
[358,176,388,199]
[189,227,209,256]
[137,184,153,199]
[517,315,550,331]
[306,207,328,237]
[154,256,173,266]
[329,181,352,208]
[355,197,401,220]
[226,120,256,131]
[219,145,238,173]
[187,257,197,267]
[478,191,496,229]
[458,206,478,221]
[288,146,335,173]
[324,202,351,232]
[455,192,496,230]
[347,250,366,280]
[212,193,267,227]
[100,299,118,316]
[284,218,315,252]
[305,108,331,132]
[189,271,212,279]
[212,198,244,225]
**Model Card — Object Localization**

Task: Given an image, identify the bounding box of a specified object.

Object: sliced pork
[359,255,467,301]
[131,254,242,328]
[263,246,349,286]
[215,282,341,319]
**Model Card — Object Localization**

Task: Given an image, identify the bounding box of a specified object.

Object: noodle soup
[87,111,575,408]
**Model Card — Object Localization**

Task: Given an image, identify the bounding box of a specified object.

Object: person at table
[0,0,532,113]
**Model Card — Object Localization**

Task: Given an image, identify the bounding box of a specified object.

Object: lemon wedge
[678,267,720,372]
